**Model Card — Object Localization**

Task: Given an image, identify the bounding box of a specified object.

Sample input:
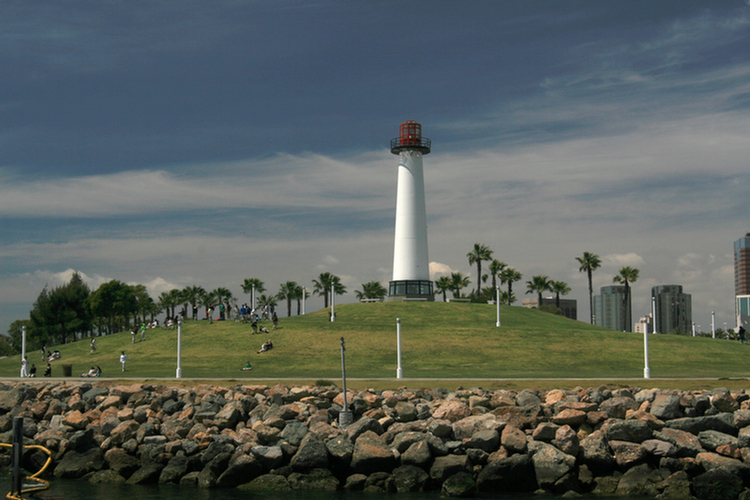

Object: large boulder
[602,418,653,443]
[392,464,429,492]
[216,453,263,487]
[580,431,616,474]
[54,448,105,479]
[290,433,329,471]
[692,467,744,500]
[350,430,397,474]
[651,394,682,420]
[476,453,537,493]
[529,441,577,492]
[429,454,471,483]
[441,471,476,498]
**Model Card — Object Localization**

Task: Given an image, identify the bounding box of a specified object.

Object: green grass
[1,302,749,382]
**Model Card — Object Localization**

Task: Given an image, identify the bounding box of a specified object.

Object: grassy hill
[1,302,748,381]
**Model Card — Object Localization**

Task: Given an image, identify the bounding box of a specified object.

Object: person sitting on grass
[241,361,252,371]
[257,339,273,354]
[81,366,98,377]
[44,363,51,377]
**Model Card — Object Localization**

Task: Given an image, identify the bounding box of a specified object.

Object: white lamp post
[711,311,715,339]
[302,286,306,315]
[396,318,403,379]
[20,327,26,378]
[330,289,336,322]
[496,285,501,327]
[643,322,651,379]
[176,316,182,378]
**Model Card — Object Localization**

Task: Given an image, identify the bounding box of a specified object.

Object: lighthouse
[389,121,434,301]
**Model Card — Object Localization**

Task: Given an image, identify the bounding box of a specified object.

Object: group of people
[21,356,52,377]
[81,366,102,377]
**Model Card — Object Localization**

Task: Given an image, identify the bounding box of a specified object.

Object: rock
[429,454,471,483]
[88,470,126,483]
[350,430,397,474]
[104,448,140,479]
[692,467,744,500]
[711,389,739,413]
[532,422,560,442]
[654,427,705,457]
[392,464,429,492]
[279,420,308,446]
[467,429,499,453]
[476,454,537,493]
[346,416,384,441]
[433,399,471,422]
[158,454,189,484]
[401,440,432,468]
[651,395,682,420]
[529,441,576,492]
[54,448,105,478]
[251,445,285,470]
[290,433,329,471]
[216,453,263,487]
[609,440,647,468]
[655,470,695,500]
[325,434,353,467]
[698,430,738,451]
[441,471,476,497]
[599,397,639,419]
[614,463,664,497]
[126,463,165,485]
[602,418,653,443]
[579,431,616,474]
[551,409,586,426]
[501,425,527,454]
[665,413,737,436]
[238,474,291,492]
[287,468,339,491]
[642,439,677,458]
[554,425,579,457]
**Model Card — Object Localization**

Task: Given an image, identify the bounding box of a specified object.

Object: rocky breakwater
[2,382,750,499]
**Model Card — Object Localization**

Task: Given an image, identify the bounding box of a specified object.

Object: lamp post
[496,285,501,327]
[330,289,336,322]
[711,311,716,339]
[651,296,657,334]
[19,327,26,378]
[302,286,306,315]
[396,318,403,379]
[339,337,352,428]
[176,316,182,378]
[643,322,651,379]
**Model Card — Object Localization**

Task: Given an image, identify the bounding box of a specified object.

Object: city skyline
[1,2,749,335]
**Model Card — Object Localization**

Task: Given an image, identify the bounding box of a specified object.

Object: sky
[1,1,749,335]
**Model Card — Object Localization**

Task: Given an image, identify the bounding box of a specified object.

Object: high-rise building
[736,233,750,328]
[651,285,692,334]
[594,285,629,331]
[735,232,750,296]
[388,121,433,301]
[521,297,578,320]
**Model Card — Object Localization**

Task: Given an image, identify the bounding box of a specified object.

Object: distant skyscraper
[735,232,750,296]
[388,121,433,301]
[651,285,692,335]
[594,285,629,331]
[735,233,750,329]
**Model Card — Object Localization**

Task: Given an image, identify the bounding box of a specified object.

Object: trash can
[62,364,72,377]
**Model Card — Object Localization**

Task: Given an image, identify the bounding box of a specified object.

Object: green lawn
[1,302,749,381]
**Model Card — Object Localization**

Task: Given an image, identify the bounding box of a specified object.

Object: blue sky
[2,1,749,335]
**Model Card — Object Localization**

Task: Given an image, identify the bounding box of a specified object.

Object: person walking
[90,337,97,354]
[119,351,129,372]
[20,356,29,377]
[140,322,147,342]
[272,312,278,331]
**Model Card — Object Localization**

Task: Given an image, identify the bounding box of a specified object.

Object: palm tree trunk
[588,270,594,324]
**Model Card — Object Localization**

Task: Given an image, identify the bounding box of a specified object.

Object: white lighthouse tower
[389,120,434,301]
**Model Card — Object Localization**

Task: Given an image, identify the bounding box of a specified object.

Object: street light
[339,337,352,428]
[496,285,501,327]
[176,316,182,378]
[396,318,403,379]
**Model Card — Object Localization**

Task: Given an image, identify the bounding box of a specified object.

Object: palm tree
[488,259,507,302]
[467,243,493,296]
[211,287,233,320]
[313,272,346,308]
[576,252,602,324]
[255,293,278,311]
[201,290,217,319]
[312,272,335,308]
[499,267,522,305]
[277,281,298,317]
[434,276,452,302]
[182,285,206,320]
[550,280,571,309]
[613,266,639,332]
[241,278,265,308]
[294,284,308,315]
[355,281,388,301]
[525,275,551,307]
[449,272,471,299]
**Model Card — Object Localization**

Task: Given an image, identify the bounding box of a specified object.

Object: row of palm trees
[457,244,640,330]
[150,272,351,321]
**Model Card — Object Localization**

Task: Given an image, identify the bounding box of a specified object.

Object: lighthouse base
[388,280,434,302]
